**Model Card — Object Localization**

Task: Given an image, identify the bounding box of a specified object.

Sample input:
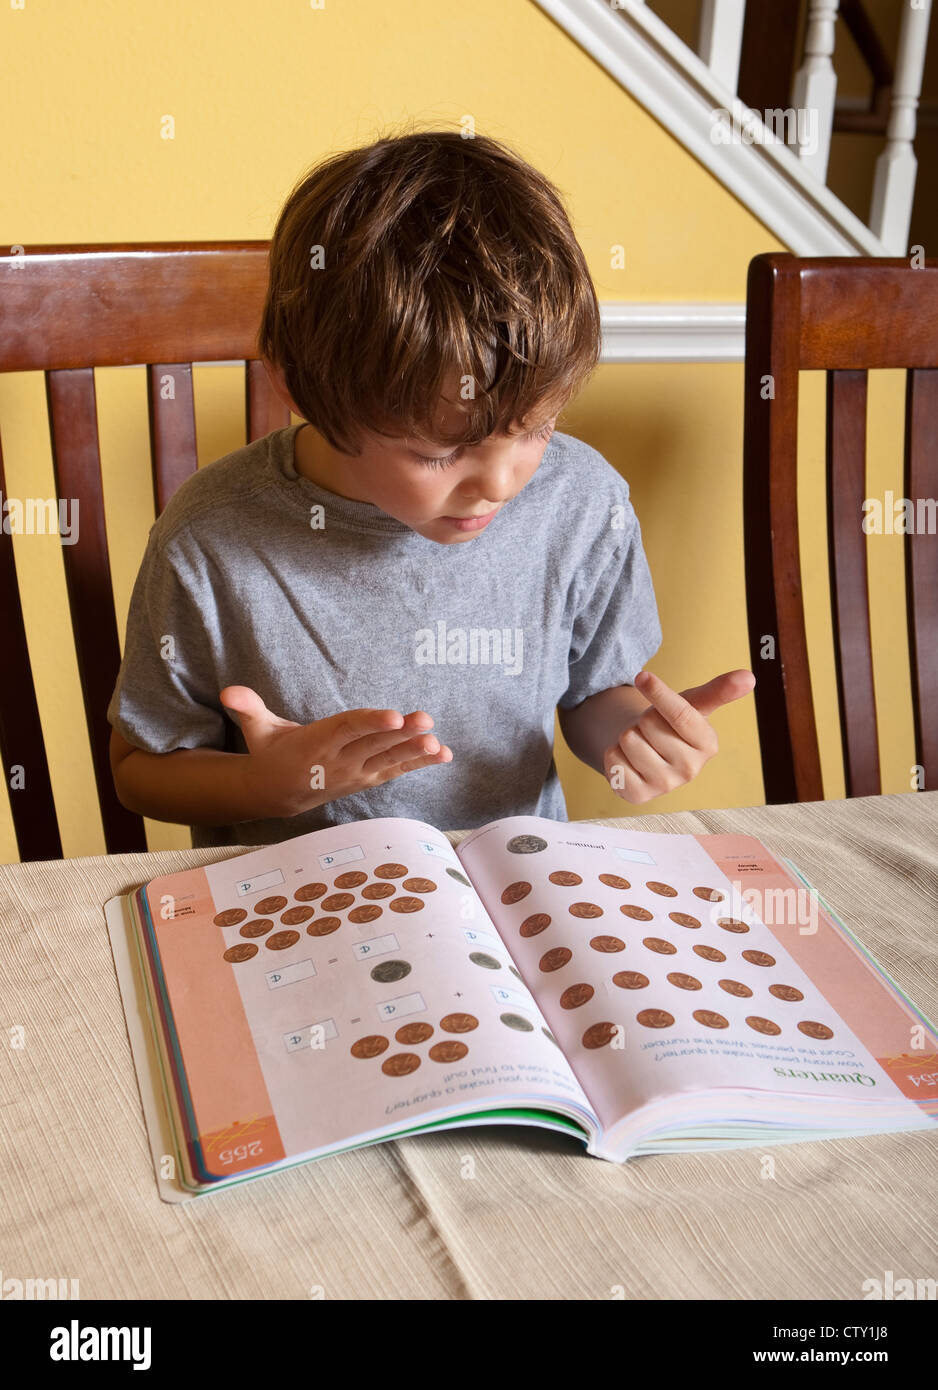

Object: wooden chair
[0,243,289,862]
[743,252,938,803]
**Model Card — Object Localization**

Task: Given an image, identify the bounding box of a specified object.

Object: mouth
[440,508,499,532]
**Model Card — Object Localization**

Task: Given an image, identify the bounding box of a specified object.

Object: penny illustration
[636,1008,675,1028]
[692,887,725,902]
[266,930,300,951]
[440,1012,479,1033]
[350,1034,390,1059]
[370,959,412,984]
[362,882,396,899]
[560,983,595,1009]
[549,871,582,886]
[389,897,424,913]
[214,908,248,928]
[715,917,748,934]
[693,1009,729,1029]
[374,863,409,879]
[612,970,650,990]
[669,912,701,929]
[239,918,273,938]
[500,1013,535,1032]
[280,905,315,926]
[538,946,572,972]
[569,902,603,919]
[348,904,383,924]
[429,1040,469,1062]
[469,952,502,970]
[223,943,257,963]
[598,873,631,890]
[746,1016,782,1035]
[446,868,472,886]
[742,950,776,967]
[381,1053,421,1077]
[769,984,804,1002]
[395,1022,434,1045]
[798,1020,834,1040]
[334,871,368,889]
[589,935,625,953]
[642,937,677,955]
[719,979,753,998]
[321,893,355,912]
[620,904,654,921]
[646,881,678,897]
[255,896,288,915]
[295,883,328,902]
[693,944,726,962]
[582,1021,619,1049]
[506,835,548,854]
[666,972,702,990]
[307,916,341,936]
[501,881,532,905]
[519,913,551,937]
[402,878,437,893]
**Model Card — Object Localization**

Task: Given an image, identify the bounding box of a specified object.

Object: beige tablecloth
[1,794,936,1300]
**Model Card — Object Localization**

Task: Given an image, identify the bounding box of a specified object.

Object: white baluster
[791,0,839,181]
[697,0,746,94]
[870,0,933,254]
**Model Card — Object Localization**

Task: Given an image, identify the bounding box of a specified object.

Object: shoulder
[527,429,639,553]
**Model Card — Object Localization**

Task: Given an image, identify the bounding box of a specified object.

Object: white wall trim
[600,301,746,360]
[533,0,889,255]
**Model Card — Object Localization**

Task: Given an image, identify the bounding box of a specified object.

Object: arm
[110,728,264,826]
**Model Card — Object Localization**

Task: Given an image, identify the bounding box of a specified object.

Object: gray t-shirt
[107,423,661,847]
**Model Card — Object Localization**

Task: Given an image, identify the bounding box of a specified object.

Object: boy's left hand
[604,668,756,803]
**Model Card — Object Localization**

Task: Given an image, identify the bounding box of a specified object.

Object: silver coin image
[370,959,412,984]
[506,835,548,854]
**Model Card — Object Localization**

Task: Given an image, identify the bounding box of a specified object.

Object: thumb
[676,668,756,719]
[219,685,297,751]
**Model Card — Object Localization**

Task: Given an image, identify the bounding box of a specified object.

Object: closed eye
[412,421,555,469]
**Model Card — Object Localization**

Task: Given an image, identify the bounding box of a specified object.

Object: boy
[108,130,754,848]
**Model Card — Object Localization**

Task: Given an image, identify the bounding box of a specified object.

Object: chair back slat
[826,369,880,796]
[147,363,199,513]
[904,368,938,791]
[46,368,147,852]
[246,359,291,441]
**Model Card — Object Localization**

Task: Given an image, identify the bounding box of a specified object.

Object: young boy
[107,130,754,849]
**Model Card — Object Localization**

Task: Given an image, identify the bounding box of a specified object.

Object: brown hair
[257,127,601,454]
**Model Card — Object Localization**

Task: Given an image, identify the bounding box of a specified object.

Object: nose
[458,442,515,504]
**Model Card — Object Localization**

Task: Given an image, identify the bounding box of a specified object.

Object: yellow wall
[0,0,919,861]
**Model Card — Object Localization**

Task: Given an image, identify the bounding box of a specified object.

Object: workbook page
[457,817,934,1132]
[140,817,593,1181]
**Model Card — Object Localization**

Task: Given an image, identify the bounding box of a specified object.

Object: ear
[261,357,303,418]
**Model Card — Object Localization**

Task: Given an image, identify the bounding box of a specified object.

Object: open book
[104,815,938,1200]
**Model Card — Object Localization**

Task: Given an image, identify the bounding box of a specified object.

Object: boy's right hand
[218,686,453,820]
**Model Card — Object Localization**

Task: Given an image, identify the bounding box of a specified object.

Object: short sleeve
[107,529,228,754]
[557,505,662,710]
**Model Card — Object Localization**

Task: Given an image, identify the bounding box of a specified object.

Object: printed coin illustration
[693,1009,729,1029]
[374,863,409,879]
[395,1022,434,1044]
[716,917,749,934]
[520,913,551,937]
[589,935,625,953]
[542,1028,560,1046]
[746,1016,782,1035]
[223,943,257,963]
[381,1053,421,1077]
[612,971,650,990]
[307,916,341,936]
[506,835,548,854]
[362,882,396,899]
[642,937,677,955]
[429,1040,468,1062]
[500,1013,534,1032]
[620,904,654,921]
[446,868,472,886]
[334,871,368,889]
[718,979,753,998]
[280,905,315,925]
[582,1021,619,1049]
[560,983,595,1009]
[549,870,582,886]
[469,951,502,970]
[348,904,383,924]
[239,918,273,938]
[742,949,776,967]
[646,881,678,897]
[214,908,248,928]
[599,873,631,890]
[295,883,328,902]
[509,966,523,981]
[350,1035,389,1059]
[667,972,702,991]
[693,944,726,962]
[389,896,424,913]
[669,912,701,929]
[321,892,355,912]
[501,881,532,905]
[636,1008,675,1029]
[402,877,437,893]
[266,930,300,951]
[370,959,412,984]
[538,946,572,972]
[255,896,288,915]
[440,1012,479,1033]
[769,983,804,1002]
[798,1020,834,1039]
[692,887,725,902]
[570,901,603,918]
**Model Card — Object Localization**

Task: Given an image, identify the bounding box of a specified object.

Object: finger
[376,744,454,783]
[630,715,709,777]
[612,727,675,786]
[327,707,406,749]
[603,746,652,802]
[631,670,715,750]
[639,667,755,720]
[361,731,443,775]
[347,711,436,762]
